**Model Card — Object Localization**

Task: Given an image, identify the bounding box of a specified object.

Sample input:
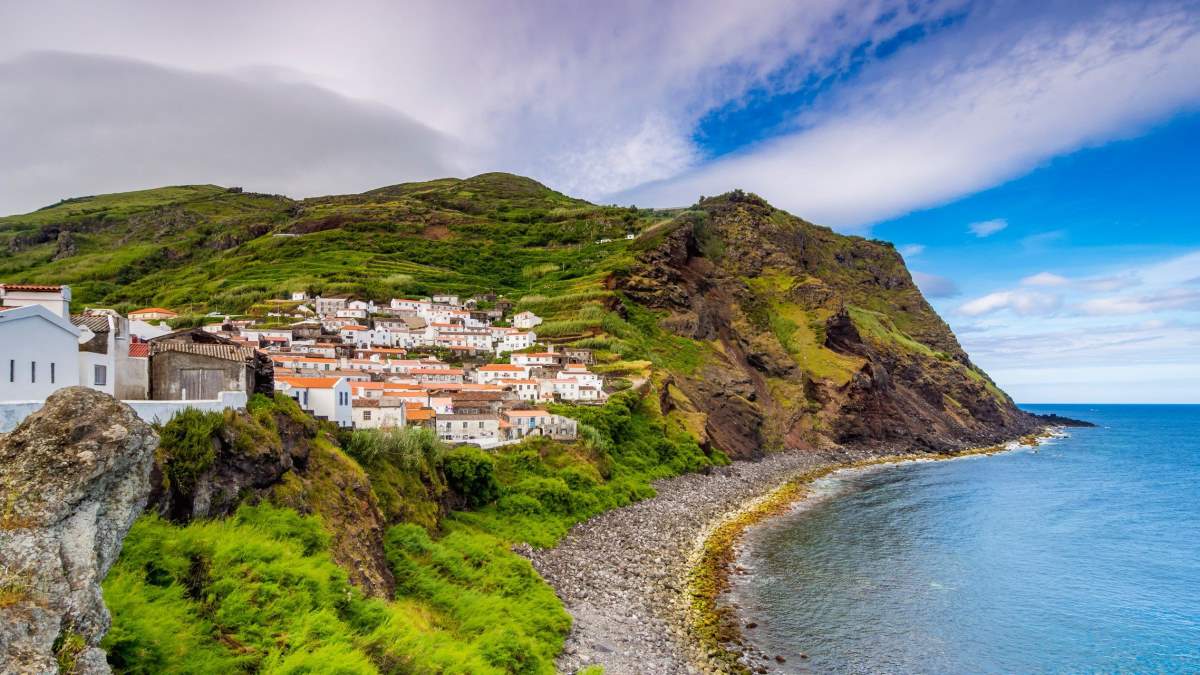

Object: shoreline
[685,430,1056,673]
[522,429,1053,674]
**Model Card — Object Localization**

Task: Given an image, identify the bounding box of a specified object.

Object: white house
[314,295,349,316]
[493,328,536,353]
[352,397,407,429]
[511,351,559,367]
[275,376,352,427]
[0,283,74,317]
[72,310,140,399]
[436,413,502,444]
[513,311,543,329]
[474,363,531,384]
[503,409,577,440]
[0,304,82,401]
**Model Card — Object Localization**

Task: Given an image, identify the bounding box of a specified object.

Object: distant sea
[729,405,1200,673]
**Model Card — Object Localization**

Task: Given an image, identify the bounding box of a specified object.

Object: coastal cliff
[619,190,1032,458]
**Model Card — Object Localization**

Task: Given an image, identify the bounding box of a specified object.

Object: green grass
[103,388,720,674]
[0,173,665,314]
[103,503,566,674]
[744,272,863,385]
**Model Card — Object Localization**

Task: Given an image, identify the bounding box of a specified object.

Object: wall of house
[0,318,81,402]
[78,350,115,396]
[0,391,247,432]
[117,357,149,400]
[125,391,248,426]
[150,352,249,400]
[307,383,352,427]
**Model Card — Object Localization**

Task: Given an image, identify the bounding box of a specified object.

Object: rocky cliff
[618,191,1035,459]
[0,388,157,674]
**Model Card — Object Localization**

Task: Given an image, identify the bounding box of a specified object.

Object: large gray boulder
[0,387,157,674]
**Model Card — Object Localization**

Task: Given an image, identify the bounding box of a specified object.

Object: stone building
[148,330,271,400]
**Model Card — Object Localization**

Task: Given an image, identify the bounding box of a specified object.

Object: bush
[441,446,500,508]
[156,408,225,492]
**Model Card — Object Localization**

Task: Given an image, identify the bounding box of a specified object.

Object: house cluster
[266,291,542,356]
[229,292,604,447]
[1,284,607,449]
[0,284,266,432]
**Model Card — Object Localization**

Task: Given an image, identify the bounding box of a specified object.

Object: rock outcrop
[145,399,396,599]
[618,192,1037,459]
[0,388,157,674]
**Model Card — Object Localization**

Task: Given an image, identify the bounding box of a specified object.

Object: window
[93,365,106,386]
[362,410,371,420]
[31,361,36,383]
[8,359,13,382]
[50,362,55,384]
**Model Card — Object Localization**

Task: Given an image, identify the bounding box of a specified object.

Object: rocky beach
[524,428,1056,674]
[523,448,834,674]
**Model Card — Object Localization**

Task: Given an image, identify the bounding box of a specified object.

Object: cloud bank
[1,1,1197,224]
[618,2,1200,228]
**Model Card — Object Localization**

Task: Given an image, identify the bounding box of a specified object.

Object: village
[0,283,610,447]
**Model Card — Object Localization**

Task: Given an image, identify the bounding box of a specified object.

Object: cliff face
[618,191,1033,459]
[0,388,157,674]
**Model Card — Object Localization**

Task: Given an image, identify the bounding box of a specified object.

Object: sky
[1,0,1197,402]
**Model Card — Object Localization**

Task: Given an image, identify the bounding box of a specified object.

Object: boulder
[0,387,157,674]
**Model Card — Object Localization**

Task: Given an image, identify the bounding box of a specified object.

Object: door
[180,368,222,400]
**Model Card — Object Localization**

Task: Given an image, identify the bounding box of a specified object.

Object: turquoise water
[730,405,1200,673]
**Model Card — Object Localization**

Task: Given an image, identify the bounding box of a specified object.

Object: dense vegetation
[103,388,724,673]
[0,174,668,318]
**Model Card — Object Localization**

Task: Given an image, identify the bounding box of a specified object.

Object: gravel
[520,448,847,674]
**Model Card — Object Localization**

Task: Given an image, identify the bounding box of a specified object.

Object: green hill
[0,173,659,315]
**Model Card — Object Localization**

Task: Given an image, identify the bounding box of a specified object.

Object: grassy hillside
[0,173,665,315]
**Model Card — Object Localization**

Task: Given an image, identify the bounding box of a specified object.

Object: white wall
[125,391,248,426]
[0,391,248,432]
[0,307,81,402]
[78,350,114,396]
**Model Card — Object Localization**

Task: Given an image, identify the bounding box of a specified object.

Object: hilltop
[0,173,658,313]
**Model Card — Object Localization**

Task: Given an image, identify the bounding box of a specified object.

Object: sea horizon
[729,403,1200,673]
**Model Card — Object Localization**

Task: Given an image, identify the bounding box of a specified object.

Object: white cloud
[958,289,1062,317]
[912,271,959,298]
[619,3,1200,228]
[0,0,965,213]
[0,53,461,211]
[1021,272,1071,286]
[1079,288,1200,315]
[899,244,925,257]
[969,218,1008,237]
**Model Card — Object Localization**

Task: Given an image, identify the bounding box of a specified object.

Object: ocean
[728,405,1200,673]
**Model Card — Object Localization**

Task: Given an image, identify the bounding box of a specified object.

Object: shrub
[156,408,225,492]
[441,446,500,508]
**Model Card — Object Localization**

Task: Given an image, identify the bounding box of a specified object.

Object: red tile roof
[128,343,150,358]
[0,284,63,292]
[277,376,343,389]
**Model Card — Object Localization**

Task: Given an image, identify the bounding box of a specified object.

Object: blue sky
[1,0,1198,401]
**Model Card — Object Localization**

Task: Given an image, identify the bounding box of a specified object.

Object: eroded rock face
[618,193,1037,458]
[0,387,157,674]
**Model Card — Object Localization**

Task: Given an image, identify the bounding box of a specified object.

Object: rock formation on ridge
[0,388,157,674]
